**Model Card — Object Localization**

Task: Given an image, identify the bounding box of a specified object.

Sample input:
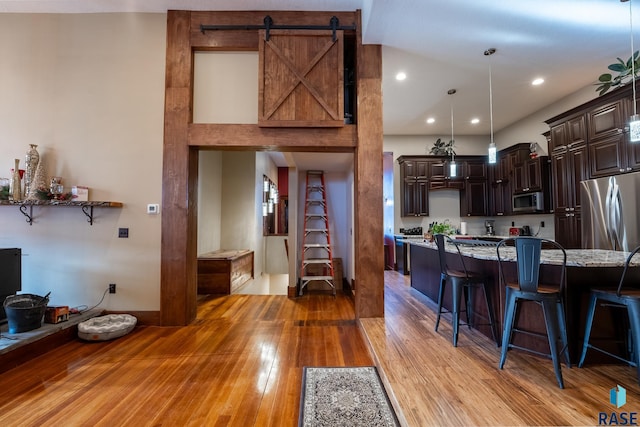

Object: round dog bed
[78,314,137,341]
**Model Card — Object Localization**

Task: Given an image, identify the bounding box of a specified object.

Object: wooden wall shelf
[0,200,123,226]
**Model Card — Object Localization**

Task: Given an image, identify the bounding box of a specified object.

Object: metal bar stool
[434,234,498,347]
[578,245,640,384]
[496,237,571,389]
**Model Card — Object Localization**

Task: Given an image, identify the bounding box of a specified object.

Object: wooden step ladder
[300,170,334,296]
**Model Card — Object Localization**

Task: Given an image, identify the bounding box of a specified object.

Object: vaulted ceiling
[2,0,636,169]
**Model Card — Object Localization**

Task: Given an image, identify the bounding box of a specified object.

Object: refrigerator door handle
[612,182,624,250]
[605,177,614,248]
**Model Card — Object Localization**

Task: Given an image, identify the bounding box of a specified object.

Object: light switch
[147,204,160,214]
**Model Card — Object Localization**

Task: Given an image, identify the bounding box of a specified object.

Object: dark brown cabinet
[488,155,511,216]
[427,160,465,190]
[461,159,488,217]
[401,159,429,180]
[513,156,548,194]
[398,157,429,217]
[545,82,639,247]
[554,210,582,250]
[398,155,489,217]
[587,99,625,141]
[461,180,488,217]
[551,144,587,249]
[588,133,627,178]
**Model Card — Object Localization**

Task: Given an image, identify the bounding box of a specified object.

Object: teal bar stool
[496,237,570,389]
[434,234,498,347]
[578,245,640,384]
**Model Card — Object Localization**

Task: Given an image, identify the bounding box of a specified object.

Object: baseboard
[105,310,160,326]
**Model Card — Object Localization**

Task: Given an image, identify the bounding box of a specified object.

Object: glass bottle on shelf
[10,159,21,201]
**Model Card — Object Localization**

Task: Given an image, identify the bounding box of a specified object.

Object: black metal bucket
[3,293,49,333]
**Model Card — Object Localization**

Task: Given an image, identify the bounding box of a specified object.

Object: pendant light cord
[489,58,494,145]
[631,0,637,116]
[450,95,455,163]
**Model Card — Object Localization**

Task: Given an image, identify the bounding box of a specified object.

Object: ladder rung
[304,243,329,247]
[305,229,328,233]
[304,258,332,264]
[302,276,334,281]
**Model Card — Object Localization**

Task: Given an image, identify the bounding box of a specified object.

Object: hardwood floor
[1,272,638,426]
[0,291,372,426]
[361,271,640,426]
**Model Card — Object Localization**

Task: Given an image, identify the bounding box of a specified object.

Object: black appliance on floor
[0,248,22,323]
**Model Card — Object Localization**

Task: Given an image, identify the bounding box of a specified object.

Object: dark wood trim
[161,11,198,326]
[189,123,356,149]
[162,10,383,325]
[354,12,384,318]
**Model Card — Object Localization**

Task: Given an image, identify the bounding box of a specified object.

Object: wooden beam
[354,16,384,318]
[161,11,198,326]
[189,123,356,150]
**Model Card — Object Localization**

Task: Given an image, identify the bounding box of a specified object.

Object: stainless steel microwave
[512,191,544,213]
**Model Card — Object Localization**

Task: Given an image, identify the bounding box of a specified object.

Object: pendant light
[624,0,640,142]
[485,48,497,163]
[448,89,457,177]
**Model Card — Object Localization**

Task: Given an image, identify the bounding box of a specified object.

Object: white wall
[0,13,166,310]
[495,84,599,154]
[198,151,222,254]
[193,52,259,124]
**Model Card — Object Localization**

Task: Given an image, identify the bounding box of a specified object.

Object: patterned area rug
[299,366,400,427]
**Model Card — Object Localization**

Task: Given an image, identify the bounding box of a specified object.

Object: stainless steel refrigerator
[581,172,640,251]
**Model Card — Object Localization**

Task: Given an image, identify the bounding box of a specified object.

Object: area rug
[299,366,400,427]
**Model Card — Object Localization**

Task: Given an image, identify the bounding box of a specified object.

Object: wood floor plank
[360,271,640,426]
[0,291,371,426]
[1,273,637,426]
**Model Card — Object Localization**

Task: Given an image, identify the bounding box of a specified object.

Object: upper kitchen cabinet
[546,81,640,247]
[549,114,586,153]
[397,155,488,217]
[587,99,625,141]
[258,30,345,127]
[401,158,429,180]
[513,157,548,194]
[398,156,429,217]
[428,159,464,190]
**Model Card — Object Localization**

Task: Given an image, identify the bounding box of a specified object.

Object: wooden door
[259,30,344,127]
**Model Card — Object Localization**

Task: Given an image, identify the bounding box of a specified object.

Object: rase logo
[599,385,637,426]
[612,385,627,409]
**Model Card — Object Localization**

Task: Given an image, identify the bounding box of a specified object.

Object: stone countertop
[404,239,637,268]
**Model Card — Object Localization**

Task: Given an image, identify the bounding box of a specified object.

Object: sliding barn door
[259,30,344,127]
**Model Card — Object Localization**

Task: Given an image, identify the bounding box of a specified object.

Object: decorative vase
[11,159,21,201]
[30,156,47,198]
[24,144,39,200]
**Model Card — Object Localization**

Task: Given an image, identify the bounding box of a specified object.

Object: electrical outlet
[109,283,116,294]
[540,221,545,228]
[118,228,129,238]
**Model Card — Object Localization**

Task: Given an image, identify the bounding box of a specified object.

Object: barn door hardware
[200,16,355,41]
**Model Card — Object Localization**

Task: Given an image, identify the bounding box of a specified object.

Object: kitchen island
[407,239,640,362]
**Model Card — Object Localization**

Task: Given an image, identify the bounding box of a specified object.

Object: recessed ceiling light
[396,72,407,81]
[470,118,480,124]
[426,117,435,124]
[532,78,544,86]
